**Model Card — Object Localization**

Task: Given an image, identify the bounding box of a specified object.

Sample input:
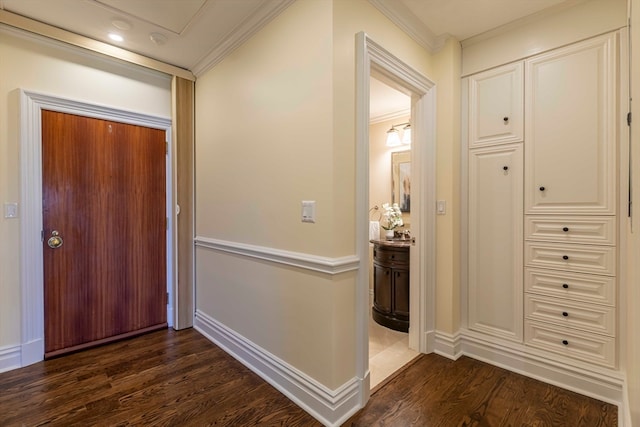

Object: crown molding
[367,0,450,53]
[190,0,296,77]
[369,108,411,125]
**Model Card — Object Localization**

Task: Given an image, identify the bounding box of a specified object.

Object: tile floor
[368,307,419,389]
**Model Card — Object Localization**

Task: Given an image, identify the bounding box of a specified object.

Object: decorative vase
[385,229,394,239]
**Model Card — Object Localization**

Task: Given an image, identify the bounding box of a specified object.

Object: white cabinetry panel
[468,62,523,148]
[525,33,617,215]
[525,242,616,276]
[468,144,523,341]
[525,216,616,245]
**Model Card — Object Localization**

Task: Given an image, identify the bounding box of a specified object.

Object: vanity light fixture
[385,122,411,147]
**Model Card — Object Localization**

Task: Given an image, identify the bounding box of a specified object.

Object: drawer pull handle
[562,227,569,232]
[539,186,546,191]
[503,166,509,171]
[562,312,569,317]
[562,255,569,260]
[562,284,569,289]
[562,340,569,346]
[503,117,509,122]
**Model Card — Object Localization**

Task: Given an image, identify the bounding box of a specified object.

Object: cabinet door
[373,264,391,314]
[525,33,617,215]
[468,144,523,341]
[393,268,410,320]
[468,62,523,148]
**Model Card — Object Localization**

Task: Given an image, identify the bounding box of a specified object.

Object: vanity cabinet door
[393,268,410,319]
[468,143,524,342]
[373,264,392,314]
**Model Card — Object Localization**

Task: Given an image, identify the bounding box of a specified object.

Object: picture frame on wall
[391,150,411,213]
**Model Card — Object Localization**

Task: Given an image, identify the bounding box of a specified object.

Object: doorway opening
[367,77,418,389]
[355,32,436,401]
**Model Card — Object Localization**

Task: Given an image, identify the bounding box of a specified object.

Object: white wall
[193,0,456,411]
[0,26,171,360]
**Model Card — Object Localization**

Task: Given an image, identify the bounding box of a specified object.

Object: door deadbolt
[47,230,63,249]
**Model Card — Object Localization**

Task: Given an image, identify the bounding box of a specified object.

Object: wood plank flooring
[0,328,617,426]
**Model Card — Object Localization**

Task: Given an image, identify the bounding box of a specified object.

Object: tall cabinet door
[525,33,617,215]
[468,144,524,342]
[468,62,523,148]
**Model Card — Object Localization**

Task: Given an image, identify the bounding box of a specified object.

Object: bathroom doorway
[355,32,437,399]
[367,77,418,389]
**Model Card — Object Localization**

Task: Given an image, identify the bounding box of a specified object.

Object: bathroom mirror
[391,150,411,212]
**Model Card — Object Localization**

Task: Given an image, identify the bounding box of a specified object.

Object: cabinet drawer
[373,246,409,266]
[525,216,616,245]
[525,268,615,306]
[525,321,615,368]
[525,294,615,336]
[525,242,616,276]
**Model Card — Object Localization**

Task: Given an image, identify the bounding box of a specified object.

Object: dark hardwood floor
[0,329,617,426]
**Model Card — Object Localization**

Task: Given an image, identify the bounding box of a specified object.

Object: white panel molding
[19,90,173,368]
[458,329,625,406]
[194,310,362,427]
[0,345,22,373]
[190,0,296,77]
[194,236,359,275]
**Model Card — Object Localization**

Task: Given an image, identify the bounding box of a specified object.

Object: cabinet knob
[503,166,509,171]
[562,311,569,317]
[539,186,546,191]
[562,255,569,260]
[503,117,509,122]
[562,227,569,232]
[562,340,569,346]
[562,284,569,289]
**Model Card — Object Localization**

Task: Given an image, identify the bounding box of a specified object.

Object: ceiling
[0,0,584,117]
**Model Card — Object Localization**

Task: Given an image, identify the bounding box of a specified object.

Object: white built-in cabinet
[468,144,523,341]
[466,32,619,368]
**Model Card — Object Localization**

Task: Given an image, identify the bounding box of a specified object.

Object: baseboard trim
[0,344,22,373]
[195,236,359,275]
[433,331,463,360]
[458,330,624,407]
[194,310,362,427]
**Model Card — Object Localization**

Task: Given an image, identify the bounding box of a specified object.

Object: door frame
[19,90,174,366]
[355,33,437,401]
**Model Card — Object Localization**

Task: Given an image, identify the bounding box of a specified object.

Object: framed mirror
[391,150,411,212]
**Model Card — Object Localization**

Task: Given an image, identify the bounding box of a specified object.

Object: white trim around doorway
[354,32,437,407]
[19,90,174,367]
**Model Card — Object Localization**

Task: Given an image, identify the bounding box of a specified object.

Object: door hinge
[166,292,169,305]
[166,141,169,154]
[627,112,632,126]
[41,230,44,242]
[166,217,169,230]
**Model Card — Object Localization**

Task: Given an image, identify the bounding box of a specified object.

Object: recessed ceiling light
[108,33,124,42]
[149,32,167,46]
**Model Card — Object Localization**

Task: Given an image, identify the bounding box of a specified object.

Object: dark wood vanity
[370,239,410,332]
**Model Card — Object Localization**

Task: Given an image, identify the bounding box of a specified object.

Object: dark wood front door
[41,110,167,358]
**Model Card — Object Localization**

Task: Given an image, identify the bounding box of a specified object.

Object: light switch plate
[436,200,446,215]
[301,200,316,223]
[4,202,18,218]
